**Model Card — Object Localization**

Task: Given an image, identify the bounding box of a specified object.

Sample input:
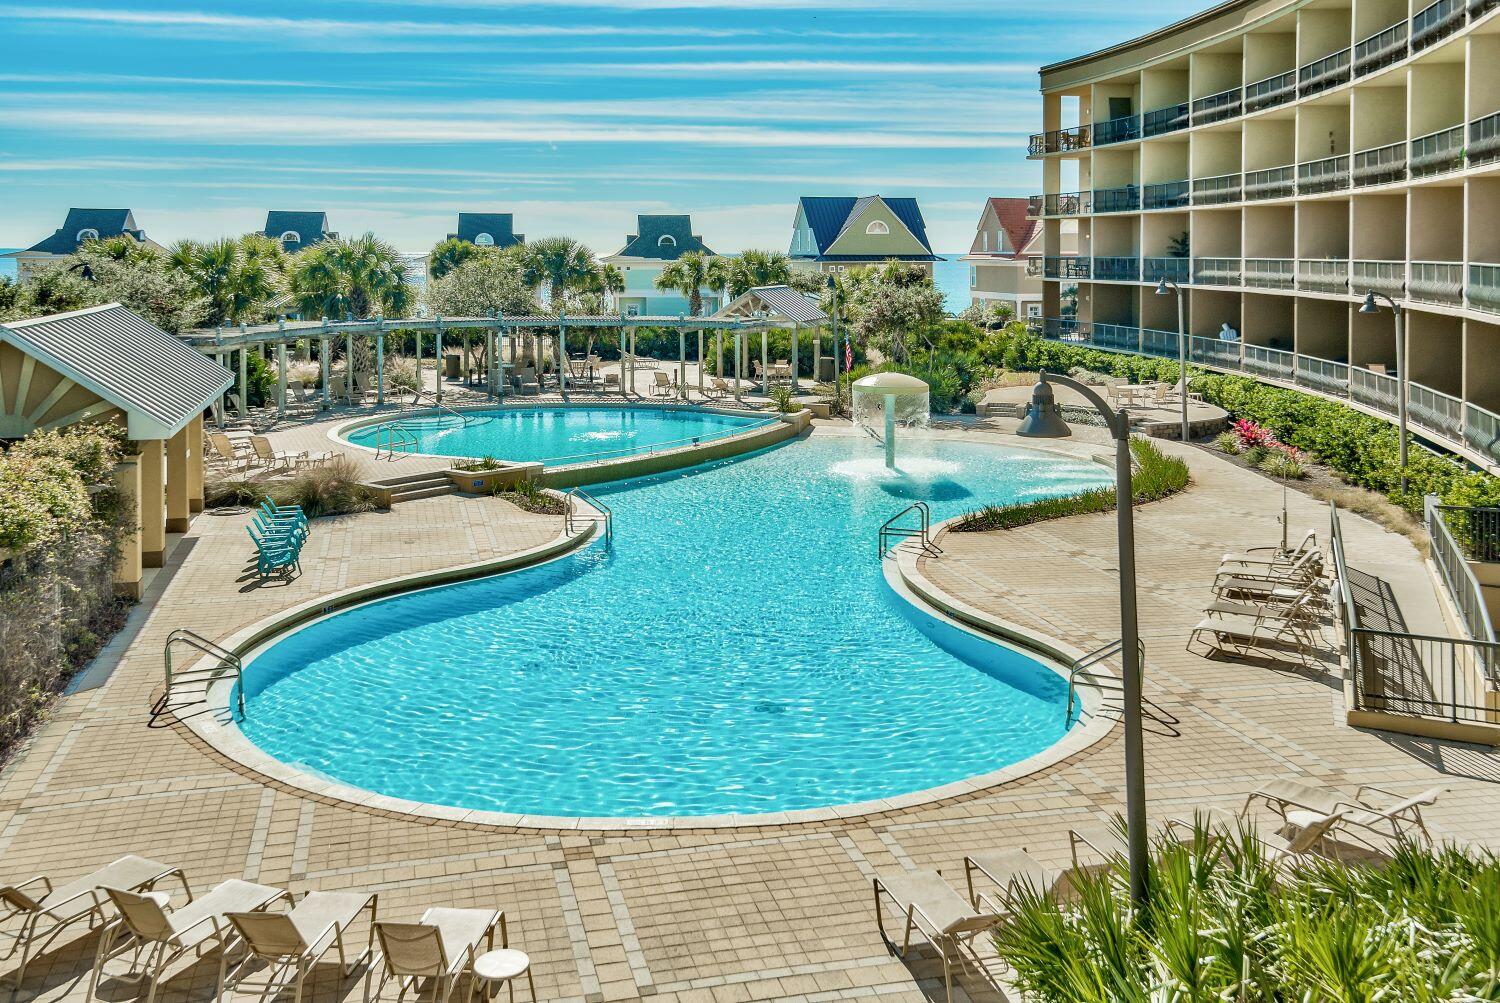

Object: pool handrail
[565,486,614,547]
[374,423,419,459]
[877,501,943,559]
[163,628,245,720]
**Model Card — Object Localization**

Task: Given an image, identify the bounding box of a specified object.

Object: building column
[237,349,249,418]
[165,424,191,534]
[113,456,143,600]
[376,332,385,406]
[277,341,288,418]
[139,439,166,568]
[186,414,204,513]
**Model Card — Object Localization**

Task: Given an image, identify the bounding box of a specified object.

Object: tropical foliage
[720,249,821,298]
[521,237,599,310]
[424,249,538,318]
[167,234,287,326]
[286,233,413,320]
[427,236,479,280]
[0,238,203,332]
[653,251,726,317]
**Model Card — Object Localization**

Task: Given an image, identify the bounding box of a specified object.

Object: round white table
[472,948,535,1002]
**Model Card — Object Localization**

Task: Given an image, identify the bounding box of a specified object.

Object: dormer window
[981,232,989,251]
[865,220,890,236]
[658,235,676,248]
[76,228,99,243]
[280,231,301,250]
[475,233,495,246]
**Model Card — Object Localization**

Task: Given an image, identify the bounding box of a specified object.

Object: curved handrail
[565,486,613,547]
[374,424,419,459]
[877,501,943,559]
[164,628,245,718]
[1066,638,1147,724]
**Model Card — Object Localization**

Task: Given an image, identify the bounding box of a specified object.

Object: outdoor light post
[1360,290,1408,495]
[1017,372,1149,906]
[1154,278,1189,443]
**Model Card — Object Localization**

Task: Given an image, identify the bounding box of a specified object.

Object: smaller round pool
[344,406,772,465]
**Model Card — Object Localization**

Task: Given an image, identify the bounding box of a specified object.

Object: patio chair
[90,879,287,1003]
[1243,778,1443,845]
[872,871,1004,1003]
[1167,806,1349,865]
[960,848,1058,912]
[248,526,304,580]
[1214,547,1323,588]
[602,372,622,392]
[1220,530,1319,570]
[1209,576,1330,617]
[1186,597,1324,662]
[208,433,254,472]
[0,855,187,991]
[650,371,677,398]
[250,436,308,474]
[218,891,377,1003]
[700,377,733,402]
[371,907,503,1003]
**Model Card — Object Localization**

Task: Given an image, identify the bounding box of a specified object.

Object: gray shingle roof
[793,196,936,260]
[449,213,524,247]
[617,215,713,260]
[263,211,335,253]
[0,304,233,439]
[24,209,146,255]
[715,285,828,324]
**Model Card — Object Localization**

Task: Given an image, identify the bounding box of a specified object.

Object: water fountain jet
[851,372,930,469]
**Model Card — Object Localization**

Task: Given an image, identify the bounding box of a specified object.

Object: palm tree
[428,237,478,281]
[287,233,412,320]
[168,235,286,326]
[592,263,625,311]
[724,249,796,298]
[522,237,597,310]
[654,251,720,316]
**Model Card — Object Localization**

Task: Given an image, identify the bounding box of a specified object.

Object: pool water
[345,406,769,465]
[239,434,1111,817]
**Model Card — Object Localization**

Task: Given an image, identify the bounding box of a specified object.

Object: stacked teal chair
[247,500,308,579]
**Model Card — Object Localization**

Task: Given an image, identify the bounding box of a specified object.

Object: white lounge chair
[208,432,254,472]
[1220,530,1319,570]
[250,436,308,474]
[1214,547,1323,588]
[371,907,503,1003]
[873,871,1003,1003]
[1243,778,1443,846]
[1187,594,1325,663]
[961,848,1058,912]
[1167,806,1349,865]
[649,371,677,398]
[218,891,378,1003]
[1207,577,1329,618]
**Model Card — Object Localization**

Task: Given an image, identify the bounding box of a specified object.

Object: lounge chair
[208,433,254,472]
[1212,549,1324,591]
[1220,530,1318,570]
[218,891,378,1003]
[1208,577,1329,617]
[650,371,677,398]
[1186,595,1324,662]
[1167,806,1349,865]
[0,855,187,991]
[961,848,1057,911]
[90,879,287,1003]
[250,436,308,474]
[371,907,504,1003]
[700,377,734,402]
[873,871,1003,1003]
[1243,778,1443,845]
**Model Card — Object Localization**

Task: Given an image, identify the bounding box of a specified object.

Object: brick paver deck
[1,422,1495,1003]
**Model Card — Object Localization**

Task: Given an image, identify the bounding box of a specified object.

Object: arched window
[658,234,677,248]
[76,228,99,243]
[280,231,301,250]
[475,233,495,247]
[865,220,890,236]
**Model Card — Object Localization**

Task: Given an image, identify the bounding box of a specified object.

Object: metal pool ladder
[565,486,614,547]
[161,628,245,720]
[877,501,942,559]
[374,423,418,459]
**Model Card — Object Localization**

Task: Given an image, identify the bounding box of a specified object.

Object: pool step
[361,471,457,505]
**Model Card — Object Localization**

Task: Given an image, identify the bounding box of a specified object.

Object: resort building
[1029,0,1500,471]
[788,195,938,275]
[2,209,162,282]
[600,214,720,316]
[447,212,524,248]
[961,197,1046,318]
[262,211,336,254]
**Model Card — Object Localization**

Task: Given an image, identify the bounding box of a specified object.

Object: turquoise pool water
[239,434,1111,817]
[345,406,770,465]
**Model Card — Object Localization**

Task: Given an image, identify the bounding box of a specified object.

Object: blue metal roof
[794,196,936,260]
[616,215,713,260]
[24,209,145,255]
[450,213,523,247]
[263,211,334,253]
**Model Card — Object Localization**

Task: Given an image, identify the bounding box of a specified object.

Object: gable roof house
[2,209,163,282]
[961,197,1046,318]
[447,213,524,248]
[600,215,720,316]
[788,196,937,274]
[263,211,336,254]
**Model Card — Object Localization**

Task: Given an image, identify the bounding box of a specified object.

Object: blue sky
[0,0,1206,254]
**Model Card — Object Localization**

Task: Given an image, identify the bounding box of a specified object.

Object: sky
[0,0,1207,255]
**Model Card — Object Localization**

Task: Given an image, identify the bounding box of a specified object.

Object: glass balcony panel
[1043,257,1091,280]
[1471,264,1500,313]
[1093,323,1141,352]
[1410,125,1465,177]
[1190,334,1243,368]
[1244,165,1295,200]
[1192,256,1242,286]
[1244,258,1295,289]
[1093,256,1141,281]
[1140,328,1181,359]
[1029,125,1091,157]
[1143,180,1190,209]
[1142,257,1190,284]
[1191,87,1243,126]
[1295,355,1351,395]
[1298,48,1351,96]
[1410,261,1463,305]
[1472,0,1500,17]
[1350,367,1399,416]
[1043,192,1091,216]
[1244,345,1295,381]
[1297,259,1350,293]
[1466,403,1500,467]
[1094,115,1142,145]
[1352,142,1408,186]
[1470,112,1500,166]
[1412,0,1465,51]
[1353,21,1409,76]
[1297,155,1351,193]
[1191,173,1242,205]
[1352,260,1405,298]
[1143,102,1190,137]
[1092,185,1141,213]
[1042,317,1085,341]
[1409,383,1464,440]
[1244,70,1296,113]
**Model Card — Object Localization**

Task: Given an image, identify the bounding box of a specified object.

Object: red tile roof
[987,198,1041,259]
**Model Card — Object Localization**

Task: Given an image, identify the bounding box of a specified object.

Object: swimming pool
[237,434,1112,818]
[344,406,772,465]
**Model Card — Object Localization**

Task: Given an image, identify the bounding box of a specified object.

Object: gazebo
[713,285,832,393]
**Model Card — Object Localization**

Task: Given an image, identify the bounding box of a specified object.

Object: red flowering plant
[1232,418,1273,449]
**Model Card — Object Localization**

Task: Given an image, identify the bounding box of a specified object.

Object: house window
[865,220,890,236]
[76,228,99,243]
[280,231,301,250]
[970,267,977,288]
[475,233,495,246]
[1026,302,1041,319]
[658,235,677,248]
[981,232,989,252]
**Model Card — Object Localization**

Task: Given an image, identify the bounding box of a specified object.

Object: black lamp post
[1154,278,1189,443]
[1359,290,1407,495]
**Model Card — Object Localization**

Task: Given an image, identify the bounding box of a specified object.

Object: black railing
[1191,87,1242,126]
[1143,102,1190,137]
[1043,257,1090,280]
[1093,256,1141,281]
[1044,191,1091,216]
[1352,142,1407,186]
[1298,48,1351,95]
[1029,125,1091,157]
[1093,185,1141,213]
[1094,115,1142,145]
[1410,125,1465,176]
[1471,111,1500,165]
[1244,165,1295,200]
[1143,180,1190,209]
[1244,70,1296,112]
[1026,194,1044,218]
[1412,0,1465,50]
[1353,21,1408,75]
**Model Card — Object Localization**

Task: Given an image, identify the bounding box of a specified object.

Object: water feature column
[852,372,930,470]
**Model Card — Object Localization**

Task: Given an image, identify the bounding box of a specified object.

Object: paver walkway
[1,422,1495,1003]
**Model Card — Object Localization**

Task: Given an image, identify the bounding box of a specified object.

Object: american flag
[844,335,853,371]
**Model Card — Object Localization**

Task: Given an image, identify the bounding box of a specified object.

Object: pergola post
[697,330,705,397]
[376,327,385,407]
[734,333,744,403]
[761,331,769,394]
[463,331,471,385]
[435,320,445,405]
[414,328,423,402]
[814,327,821,384]
[237,346,249,419]
[345,330,354,404]
[678,327,687,401]
[165,423,191,534]
[716,331,724,380]
[139,438,166,568]
[791,323,800,394]
[186,414,204,513]
[276,336,287,419]
[319,336,330,408]
[558,314,568,395]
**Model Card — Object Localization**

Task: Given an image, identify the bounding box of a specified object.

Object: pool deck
[2,421,1497,1003]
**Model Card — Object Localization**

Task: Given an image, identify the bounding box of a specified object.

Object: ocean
[0,250,16,281]
[933,253,970,315]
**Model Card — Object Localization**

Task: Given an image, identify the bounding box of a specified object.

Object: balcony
[1244,165,1295,200]
[1191,335,1244,368]
[1472,264,1500,313]
[1143,102,1190,137]
[1410,125,1465,177]
[1029,125,1090,157]
[1244,258,1295,289]
[1140,328,1181,359]
[1410,383,1465,442]
[1352,260,1405,298]
[1412,0,1465,51]
[1244,344,1296,381]
[1350,366,1399,414]
[1471,111,1500,166]
[1297,259,1350,293]
[1093,323,1141,352]
[1192,172,1242,206]
[1092,185,1141,214]
[1025,256,1043,278]
[1043,256,1090,280]
[1193,256,1243,286]
[1244,70,1296,113]
[1142,257,1190,284]
[1474,0,1500,16]
[1093,256,1141,281]
[1298,155,1351,194]
[1298,48,1351,96]
[1352,142,1407,186]
[1143,180,1190,210]
[1044,191,1091,216]
[1094,115,1142,146]
[1353,22,1408,76]
[1026,195,1043,219]
[1191,87,1242,126]
[1042,317,1083,340]
[1296,355,1351,396]
[1410,260,1463,305]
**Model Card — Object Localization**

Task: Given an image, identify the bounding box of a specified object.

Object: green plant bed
[952,438,1188,532]
[493,477,565,515]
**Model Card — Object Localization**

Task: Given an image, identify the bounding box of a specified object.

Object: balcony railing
[1297,258,1350,293]
[1296,355,1351,396]
[1026,194,1043,219]
[1192,172,1242,205]
[1142,257,1190,284]
[1467,402,1500,468]
[1350,366,1399,413]
[1140,327,1181,359]
[1192,87,1242,126]
[1143,180,1191,210]
[1352,142,1407,186]
[1244,258,1295,289]
[1042,317,1083,340]
[1043,256,1090,280]
[1094,115,1142,146]
[1244,344,1296,381]
[1298,155,1350,194]
[1093,323,1141,352]
[1093,185,1141,214]
[1193,256,1242,286]
[1093,256,1141,281]
[1412,0,1465,51]
[1299,48,1352,96]
[1471,111,1500,166]
[1353,21,1408,76]
[1410,125,1465,177]
[1471,264,1500,313]
[1191,335,1243,368]
[1352,260,1405,298]
[1410,382,1465,441]
[1044,192,1091,216]
[1029,125,1090,157]
[1410,260,1464,305]
[1244,70,1296,113]
[1143,102,1190,137]
[1473,0,1500,17]
[1244,165,1295,200]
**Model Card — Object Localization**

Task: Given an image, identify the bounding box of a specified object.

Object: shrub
[384,355,420,393]
[494,478,564,514]
[1260,446,1308,480]
[1214,431,1240,455]
[454,456,505,472]
[204,477,268,509]
[768,385,796,413]
[7,424,125,485]
[1243,444,1269,467]
[266,456,382,517]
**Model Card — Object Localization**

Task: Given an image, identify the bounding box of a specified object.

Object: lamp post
[1360,290,1408,495]
[826,275,841,415]
[1154,278,1189,443]
[1017,372,1149,906]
